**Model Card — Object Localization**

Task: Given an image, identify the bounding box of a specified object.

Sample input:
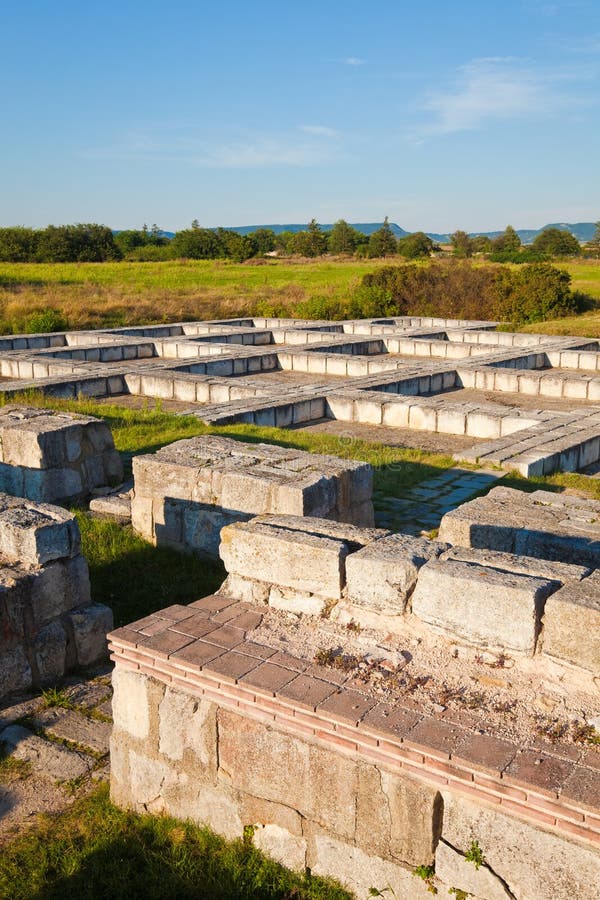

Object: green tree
[248,228,276,255]
[169,227,222,259]
[368,217,397,257]
[450,230,475,258]
[491,225,521,253]
[397,231,435,259]
[290,219,327,257]
[531,227,581,257]
[36,224,121,262]
[328,220,363,255]
[0,227,38,261]
[472,234,493,253]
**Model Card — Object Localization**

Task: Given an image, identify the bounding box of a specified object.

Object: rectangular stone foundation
[131,435,374,557]
[109,614,600,900]
[0,406,123,503]
[0,493,112,699]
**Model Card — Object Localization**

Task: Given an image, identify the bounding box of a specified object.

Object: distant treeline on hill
[0,218,599,263]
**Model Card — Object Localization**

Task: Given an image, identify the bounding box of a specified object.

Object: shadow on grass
[76,513,225,627]
[1,786,351,900]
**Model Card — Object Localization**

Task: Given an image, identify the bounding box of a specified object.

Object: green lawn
[0,784,351,900]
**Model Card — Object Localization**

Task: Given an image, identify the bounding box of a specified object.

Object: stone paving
[0,668,112,844]
[374,466,504,535]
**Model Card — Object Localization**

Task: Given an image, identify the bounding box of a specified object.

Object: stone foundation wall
[217,505,599,674]
[109,637,600,900]
[0,406,123,503]
[0,493,112,699]
[131,435,374,557]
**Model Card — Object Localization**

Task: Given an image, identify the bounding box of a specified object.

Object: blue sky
[2,0,599,232]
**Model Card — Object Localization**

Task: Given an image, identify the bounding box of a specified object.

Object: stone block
[252,824,307,872]
[0,495,80,564]
[441,792,600,900]
[346,534,448,614]
[307,833,433,900]
[541,573,600,674]
[219,519,348,599]
[158,687,216,767]
[411,558,559,654]
[435,839,513,900]
[218,709,357,839]
[68,603,113,666]
[0,724,94,781]
[112,668,155,741]
[0,644,32,696]
[33,619,68,683]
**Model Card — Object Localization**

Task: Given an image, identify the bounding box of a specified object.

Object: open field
[1,256,599,334]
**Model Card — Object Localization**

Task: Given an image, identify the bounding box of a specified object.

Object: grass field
[0,784,351,900]
[1,256,600,334]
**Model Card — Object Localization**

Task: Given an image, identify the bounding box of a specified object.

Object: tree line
[0,218,598,264]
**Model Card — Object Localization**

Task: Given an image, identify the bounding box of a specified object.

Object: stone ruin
[131,435,373,557]
[0,315,597,477]
[0,405,123,503]
[0,494,112,699]
[0,316,599,898]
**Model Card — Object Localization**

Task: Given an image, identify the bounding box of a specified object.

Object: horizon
[1,1,599,232]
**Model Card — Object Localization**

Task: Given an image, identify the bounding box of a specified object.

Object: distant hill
[117,222,597,244]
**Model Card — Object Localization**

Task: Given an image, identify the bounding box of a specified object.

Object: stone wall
[109,613,600,900]
[0,406,123,503]
[131,435,374,557]
[0,493,112,699]
[217,503,599,672]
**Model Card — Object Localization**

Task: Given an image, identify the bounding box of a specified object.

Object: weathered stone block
[346,534,448,614]
[441,792,600,900]
[541,573,600,674]
[217,709,357,839]
[219,520,347,599]
[412,558,559,654]
[68,603,113,666]
[158,687,216,767]
[0,495,80,565]
[435,839,513,900]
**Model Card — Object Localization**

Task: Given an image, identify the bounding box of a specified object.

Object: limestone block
[0,724,94,780]
[441,792,600,900]
[307,834,433,900]
[112,668,155,740]
[68,603,113,666]
[411,559,559,654]
[23,466,83,503]
[441,546,591,583]
[158,687,216,767]
[541,573,600,673]
[33,619,68,683]
[0,495,80,564]
[346,534,448,614]
[435,840,512,900]
[218,709,357,840]
[252,824,307,872]
[356,763,443,866]
[219,520,348,599]
[30,554,91,627]
[0,644,32,697]
[268,586,329,616]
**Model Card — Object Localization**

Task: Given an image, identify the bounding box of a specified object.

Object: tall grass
[1,257,598,334]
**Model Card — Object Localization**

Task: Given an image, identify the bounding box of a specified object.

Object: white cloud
[299,124,339,137]
[340,57,366,66]
[81,125,338,169]
[410,57,575,142]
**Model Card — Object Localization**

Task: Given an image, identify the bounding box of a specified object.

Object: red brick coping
[108,595,600,849]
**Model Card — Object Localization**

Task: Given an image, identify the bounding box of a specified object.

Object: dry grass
[0,257,599,334]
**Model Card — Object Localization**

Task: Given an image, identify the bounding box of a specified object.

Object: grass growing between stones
[0,783,351,900]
